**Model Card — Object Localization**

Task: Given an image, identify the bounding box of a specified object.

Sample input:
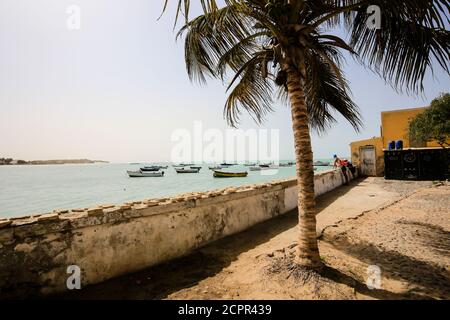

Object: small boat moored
[175,168,200,173]
[259,163,279,168]
[140,167,160,172]
[279,162,295,167]
[249,164,279,171]
[213,170,248,178]
[142,165,168,169]
[314,161,331,166]
[190,166,202,170]
[220,162,235,167]
[127,170,164,177]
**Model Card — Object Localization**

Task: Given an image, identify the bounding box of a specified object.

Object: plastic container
[388,141,395,150]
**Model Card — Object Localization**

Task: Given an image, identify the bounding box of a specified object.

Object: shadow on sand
[321,238,450,300]
[52,180,360,299]
[52,179,448,300]
[53,210,300,300]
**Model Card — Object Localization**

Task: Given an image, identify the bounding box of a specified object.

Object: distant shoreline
[0,159,109,165]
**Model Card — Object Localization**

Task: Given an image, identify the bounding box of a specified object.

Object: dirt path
[57,178,449,300]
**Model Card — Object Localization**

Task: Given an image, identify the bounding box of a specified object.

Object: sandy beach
[55,177,450,300]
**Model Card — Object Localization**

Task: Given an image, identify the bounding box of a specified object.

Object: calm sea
[0,162,333,218]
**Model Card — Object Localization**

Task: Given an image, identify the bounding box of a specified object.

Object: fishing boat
[313,161,331,166]
[175,168,200,173]
[127,170,164,177]
[213,170,248,178]
[279,162,294,167]
[220,162,234,167]
[260,162,279,167]
[140,166,160,172]
[250,164,279,171]
[260,163,279,169]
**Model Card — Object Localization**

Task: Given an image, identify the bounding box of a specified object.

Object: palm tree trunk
[286,67,323,270]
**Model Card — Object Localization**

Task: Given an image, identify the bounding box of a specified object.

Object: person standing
[333,154,349,185]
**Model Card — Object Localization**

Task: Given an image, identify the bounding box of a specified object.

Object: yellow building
[350,106,445,176]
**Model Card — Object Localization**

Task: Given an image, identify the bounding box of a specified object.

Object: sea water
[0,162,333,218]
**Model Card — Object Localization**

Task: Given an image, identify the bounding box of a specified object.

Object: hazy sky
[1,0,448,162]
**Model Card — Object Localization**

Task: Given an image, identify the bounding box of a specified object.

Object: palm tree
[162,0,449,270]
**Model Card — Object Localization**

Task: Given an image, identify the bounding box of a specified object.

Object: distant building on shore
[350,106,447,176]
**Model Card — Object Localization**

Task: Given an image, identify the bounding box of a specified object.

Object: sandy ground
[56,178,450,300]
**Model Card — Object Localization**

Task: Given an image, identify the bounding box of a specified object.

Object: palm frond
[171,0,446,131]
[303,47,363,133]
[177,5,257,83]
[224,50,275,127]
[160,0,219,25]
[347,0,450,93]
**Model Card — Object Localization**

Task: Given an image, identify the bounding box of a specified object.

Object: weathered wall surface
[0,169,353,297]
[284,168,354,211]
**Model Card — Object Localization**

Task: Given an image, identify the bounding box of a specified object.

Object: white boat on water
[250,164,279,171]
[143,165,168,169]
[279,162,294,167]
[175,168,200,173]
[314,160,331,166]
[209,165,223,170]
[127,170,165,177]
[219,162,236,168]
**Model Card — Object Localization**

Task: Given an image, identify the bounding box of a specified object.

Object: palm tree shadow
[49,178,370,300]
[322,238,450,300]
[51,210,301,300]
[320,266,433,300]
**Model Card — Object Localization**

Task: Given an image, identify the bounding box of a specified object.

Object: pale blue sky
[0,0,448,162]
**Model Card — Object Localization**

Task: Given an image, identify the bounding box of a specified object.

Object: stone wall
[0,169,353,297]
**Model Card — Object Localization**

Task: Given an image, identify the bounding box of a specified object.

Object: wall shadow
[52,210,299,299]
[49,178,365,300]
